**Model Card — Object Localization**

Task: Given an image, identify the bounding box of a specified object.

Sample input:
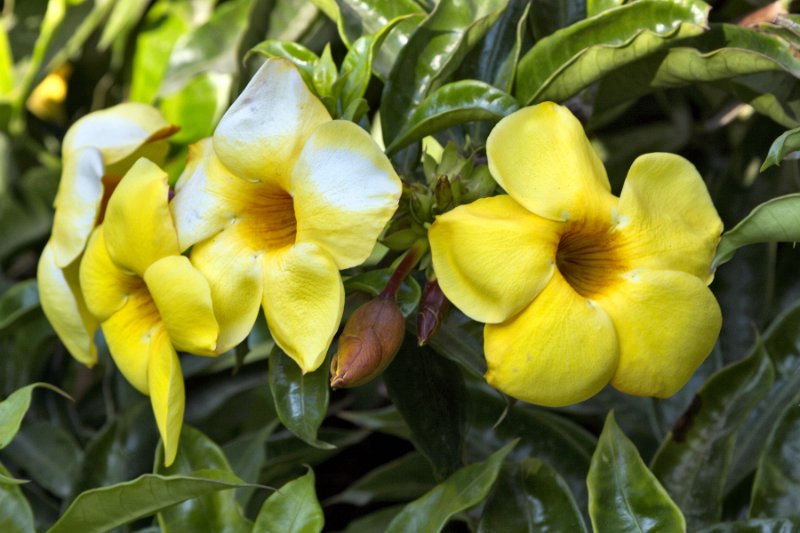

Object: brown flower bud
[417,279,449,346]
[330,296,405,388]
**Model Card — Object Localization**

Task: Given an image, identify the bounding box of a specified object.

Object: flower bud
[330,296,405,388]
[417,279,449,346]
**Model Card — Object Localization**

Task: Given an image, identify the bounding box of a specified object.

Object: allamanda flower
[38,104,178,366]
[172,59,401,372]
[80,158,219,465]
[429,102,723,406]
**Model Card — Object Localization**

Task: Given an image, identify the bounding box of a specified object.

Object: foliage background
[2,0,800,531]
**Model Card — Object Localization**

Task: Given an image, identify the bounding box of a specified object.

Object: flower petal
[616,153,723,284]
[148,329,185,467]
[80,227,142,322]
[292,120,401,269]
[145,255,218,356]
[213,59,330,187]
[171,139,243,251]
[594,269,722,398]
[484,273,619,407]
[63,103,178,166]
[37,242,98,366]
[103,158,180,276]
[487,102,614,222]
[50,148,105,267]
[101,290,162,394]
[262,242,344,373]
[429,195,559,324]
[190,224,264,353]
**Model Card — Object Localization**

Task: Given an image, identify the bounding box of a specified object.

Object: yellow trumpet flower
[172,59,401,373]
[429,102,723,406]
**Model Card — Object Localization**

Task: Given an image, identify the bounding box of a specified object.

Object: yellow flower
[171,59,401,372]
[79,158,218,466]
[37,104,178,366]
[429,102,723,406]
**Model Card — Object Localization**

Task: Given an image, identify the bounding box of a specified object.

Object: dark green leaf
[588,412,684,533]
[48,470,250,533]
[650,347,774,530]
[515,0,709,104]
[386,80,519,154]
[0,462,34,533]
[0,383,69,449]
[383,337,468,479]
[341,505,404,533]
[253,468,323,533]
[344,268,421,318]
[695,519,800,533]
[0,281,38,331]
[223,421,278,507]
[479,458,587,533]
[427,309,486,376]
[529,0,585,39]
[74,421,127,495]
[328,452,436,506]
[380,0,511,145]
[712,194,800,270]
[761,127,800,171]
[386,441,515,533]
[269,346,333,449]
[337,406,411,440]
[156,426,251,532]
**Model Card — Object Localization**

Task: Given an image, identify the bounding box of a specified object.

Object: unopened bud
[417,279,449,345]
[433,176,453,214]
[330,297,405,388]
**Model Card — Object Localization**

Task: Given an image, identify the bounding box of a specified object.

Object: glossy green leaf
[750,400,800,519]
[479,458,587,533]
[761,127,800,171]
[530,0,586,39]
[0,280,38,331]
[335,0,425,44]
[328,452,436,506]
[587,0,625,17]
[344,268,421,318]
[380,0,511,145]
[159,72,230,144]
[383,338,468,480]
[247,40,319,87]
[515,0,709,104]
[223,421,278,507]
[712,194,800,270]
[695,519,800,533]
[0,462,33,533]
[156,426,251,532]
[650,347,774,530]
[254,468,324,533]
[269,346,332,449]
[588,413,685,533]
[386,441,515,533]
[48,470,250,533]
[386,80,519,154]
[73,421,128,495]
[0,383,69,449]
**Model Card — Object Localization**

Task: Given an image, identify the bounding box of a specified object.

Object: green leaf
[383,337,468,480]
[515,0,709,105]
[427,309,486,376]
[48,470,251,533]
[253,468,324,533]
[312,44,338,100]
[156,426,251,532]
[588,412,685,533]
[749,400,800,519]
[341,505,404,533]
[761,127,800,171]
[223,421,279,507]
[0,382,69,449]
[385,441,515,533]
[73,420,128,494]
[529,0,586,39]
[380,0,511,145]
[269,346,333,449]
[650,347,774,530]
[247,40,320,87]
[328,452,436,506]
[712,194,800,270]
[386,80,519,154]
[335,0,425,44]
[344,268,421,318]
[337,406,411,440]
[587,0,625,17]
[479,458,587,533]
[97,0,151,51]
[695,519,800,533]
[159,72,229,144]
[0,462,34,533]
[0,281,38,331]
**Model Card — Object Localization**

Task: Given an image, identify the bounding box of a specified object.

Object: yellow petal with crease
[293,120,401,269]
[50,148,105,267]
[63,102,178,166]
[262,242,343,373]
[190,224,264,353]
[429,195,559,324]
[37,243,98,366]
[487,102,614,222]
[101,290,162,394]
[213,59,330,188]
[595,269,722,398]
[148,329,185,467]
[80,228,142,322]
[484,273,619,407]
[103,158,180,276]
[616,153,723,284]
[145,256,218,356]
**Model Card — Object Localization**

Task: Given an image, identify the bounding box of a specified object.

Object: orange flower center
[243,186,297,252]
[556,221,627,299]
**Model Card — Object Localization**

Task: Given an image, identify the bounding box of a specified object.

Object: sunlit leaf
[0,462,33,533]
[0,383,69,449]
[253,468,323,533]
